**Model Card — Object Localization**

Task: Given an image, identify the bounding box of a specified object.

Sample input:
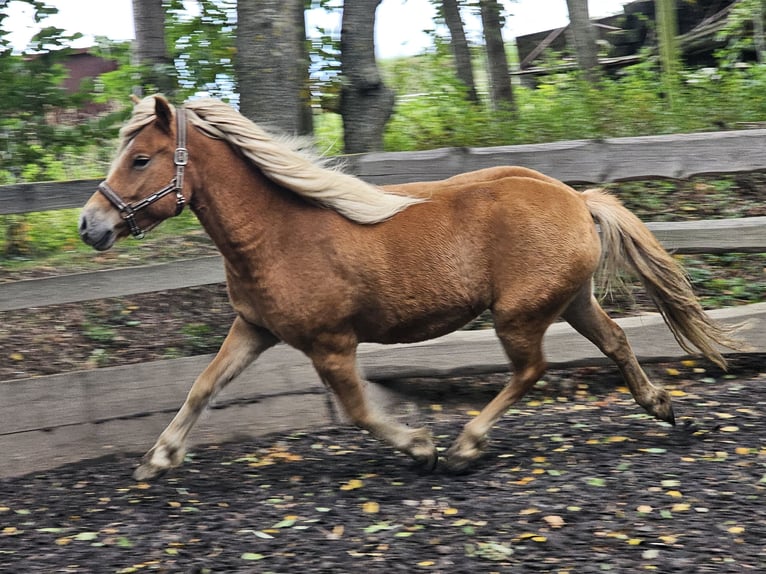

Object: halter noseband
[97,107,188,239]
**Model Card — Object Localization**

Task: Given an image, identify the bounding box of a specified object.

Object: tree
[439,0,478,102]
[340,0,395,153]
[132,0,176,95]
[565,0,600,84]
[655,0,679,108]
[478,0,513,110]
[236,0,312,134]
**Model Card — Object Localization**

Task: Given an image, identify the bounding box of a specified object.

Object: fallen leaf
[362,501,380,514]
[543,515,565,528]
[340,478,364,491]
[241,552,265,561]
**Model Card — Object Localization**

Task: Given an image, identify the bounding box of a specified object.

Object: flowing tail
[582,188,745,369]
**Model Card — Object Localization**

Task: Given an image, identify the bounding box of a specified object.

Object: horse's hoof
[647,391,676,426]
[133,461,166,481]
[442,437,487,474]
[408,427,437,472]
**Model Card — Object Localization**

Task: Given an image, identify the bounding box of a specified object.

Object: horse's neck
[188,136,287,265]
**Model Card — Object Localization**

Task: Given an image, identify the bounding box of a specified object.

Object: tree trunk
[478,0,513,111]
[655,0,679,108]
[565,0,600,83]
[441,0,478,102]
[131,0,175,95]
[236,0,312,135]
[340,0,395,153]
[754,0,765,64]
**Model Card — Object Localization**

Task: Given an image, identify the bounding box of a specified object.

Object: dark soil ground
[1,356,765,573]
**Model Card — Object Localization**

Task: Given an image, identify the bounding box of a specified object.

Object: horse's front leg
[310,343,437,469]
[134,317,278,480]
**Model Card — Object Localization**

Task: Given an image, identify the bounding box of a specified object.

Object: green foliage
[375,54,766,151]
[166,0,237,100]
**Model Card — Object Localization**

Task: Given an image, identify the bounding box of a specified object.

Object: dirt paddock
[1,356,764,573]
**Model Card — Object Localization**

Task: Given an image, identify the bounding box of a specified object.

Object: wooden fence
[1,129,765,477]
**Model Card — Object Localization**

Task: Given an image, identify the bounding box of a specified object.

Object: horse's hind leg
[310,342,437,469]
[444,317,548,472]
[134,317,278,480]
[562,284,675,425]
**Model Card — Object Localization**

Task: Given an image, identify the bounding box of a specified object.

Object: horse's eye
[132,156,151,170]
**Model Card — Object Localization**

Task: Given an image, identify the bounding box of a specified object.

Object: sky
[5,0,632,59]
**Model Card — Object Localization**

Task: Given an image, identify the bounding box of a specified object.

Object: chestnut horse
[79,96,740,479]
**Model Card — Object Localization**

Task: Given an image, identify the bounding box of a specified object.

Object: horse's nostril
[79,217,87,234]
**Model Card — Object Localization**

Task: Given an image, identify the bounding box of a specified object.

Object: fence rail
[2,128,766,215]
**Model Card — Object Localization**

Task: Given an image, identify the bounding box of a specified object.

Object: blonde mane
[120,96,426,224]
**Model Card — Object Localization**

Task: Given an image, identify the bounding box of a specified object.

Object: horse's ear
[154,96,173,135]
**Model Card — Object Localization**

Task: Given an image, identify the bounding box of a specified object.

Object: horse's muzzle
[79,210,117,251]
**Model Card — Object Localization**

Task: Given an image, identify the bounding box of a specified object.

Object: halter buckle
[174,147,189,166]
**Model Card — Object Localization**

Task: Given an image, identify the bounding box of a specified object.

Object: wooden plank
[347,129,766,185]
[646,216,766,254]
[0,347,327,435]
[0,178,99,215]
[0,393,333,479]
[4,129,766,214]
[0,255,226,312]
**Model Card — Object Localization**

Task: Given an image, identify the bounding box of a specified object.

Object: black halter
[97,108,188,239]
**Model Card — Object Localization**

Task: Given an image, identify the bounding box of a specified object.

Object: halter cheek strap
[96,107,188,239]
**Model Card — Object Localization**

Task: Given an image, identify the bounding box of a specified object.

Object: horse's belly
[356,303,484,344]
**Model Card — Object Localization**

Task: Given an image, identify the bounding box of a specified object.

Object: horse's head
[79,96,188,250]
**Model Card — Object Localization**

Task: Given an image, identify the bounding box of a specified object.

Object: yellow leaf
[466,410,481,417]
[519,507,540,515]
[532,535,548,542]
[362,501,380,514]
[720,426,739,433]
[55,536,72,546]
[168,501,181,508]
[665,368,680,376]
[418,561,435,567]
[532,456,547,463]
[627,538,643,545]
[671,503,690,512]
[728,526,745,534]
[668,389,686,397]
[543,515,565,528]
[9,353,23,362]
[659,534,678,544]
[134,482,151,490]
[735,447,750,455]
[681,360,696,367]
[340,478,364,491]
[443,507,459,516]
[666,490,683,498]
[606,436,629,443]
[331,525,344,538]
[2,527,18,535]
[637,505,653,513]
[430,404,442,412]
